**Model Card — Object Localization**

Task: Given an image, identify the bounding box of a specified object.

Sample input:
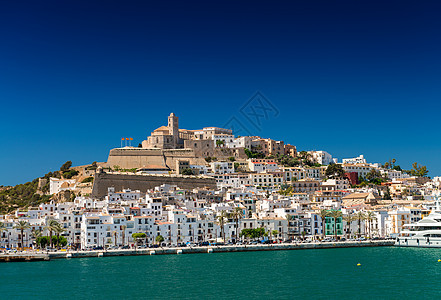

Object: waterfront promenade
[0,240,394,262]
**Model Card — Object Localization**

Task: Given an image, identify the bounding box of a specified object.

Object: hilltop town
[0,113,437,250]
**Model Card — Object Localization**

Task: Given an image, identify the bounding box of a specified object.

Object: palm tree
[31,229,43,249]
[343,214,354,239]
[112,231,118,246]
[356,211,366,238]
[121,225,127,247]
[0,222,7,249]
[231,207,243,243]
[217,211,228,242]
[286,214,293,240]
[329,210,343,240]
[216,140,225,148]
[45,219,60,248]
[155,235,164,245]
[366,211,377,239]
[53,224,65,249]
[319,209,329,240]
[14,220,30,250]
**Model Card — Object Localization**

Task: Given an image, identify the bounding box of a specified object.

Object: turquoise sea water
[2,247,441,299]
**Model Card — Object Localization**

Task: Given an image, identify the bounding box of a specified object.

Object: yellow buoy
[438,259,441,262]
[357,263,361,266]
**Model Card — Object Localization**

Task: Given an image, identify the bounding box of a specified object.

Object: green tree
[31,229,43,244]
[181,168,194,175]
[366,169,381,182]
[240,228,265,241]
[36,236,49,248]
[0,177,52,214]
[81,177,94,183]
[216,140,225,147]
[279,185,293,196]
[14,220,30,250]
[228,156,235,162]
[244,148,265,159]
[87,161,98,170]
[366,169,386,185]
[45,219,61,248]
[49,235,67,247]
[155,235,164,245]
[60,161,72,172]
[63,169,79,179]
[325,164,345,179]
[409,162,429,177]
[132,232,147,247]
[393,165,402,171]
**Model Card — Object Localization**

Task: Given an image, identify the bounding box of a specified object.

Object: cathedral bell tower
[168,112,179,148]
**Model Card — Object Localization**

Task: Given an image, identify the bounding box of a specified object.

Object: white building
[308,151,334,165]
[343,164,373,179]
[342,155,367,165]
[49,177,77,195]
[248,159,279,173]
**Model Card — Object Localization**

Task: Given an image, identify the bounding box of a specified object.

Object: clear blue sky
[1,0,440,186]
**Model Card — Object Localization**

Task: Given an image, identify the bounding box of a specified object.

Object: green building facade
[325,215,343,236]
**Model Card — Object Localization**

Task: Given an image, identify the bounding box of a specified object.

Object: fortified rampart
[106,147,246,170]
[106,148,166,169]
[91,170,217,198]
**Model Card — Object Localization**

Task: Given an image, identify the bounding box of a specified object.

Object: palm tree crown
[319,209,329,239]
[45,219,61,248]
[14,220,30,250]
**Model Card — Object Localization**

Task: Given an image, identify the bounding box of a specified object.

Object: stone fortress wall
[106,148,166,169]
[106,146,247,170]
[91,170,217,198]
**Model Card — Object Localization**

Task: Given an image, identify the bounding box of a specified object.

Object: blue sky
[1,0,441,186]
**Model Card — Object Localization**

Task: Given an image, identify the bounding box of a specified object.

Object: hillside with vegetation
[0,161,90,214]
[0,177,51,214]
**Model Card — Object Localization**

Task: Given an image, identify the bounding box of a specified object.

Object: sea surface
[2,247,441,299]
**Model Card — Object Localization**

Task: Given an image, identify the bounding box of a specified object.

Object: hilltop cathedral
[141,113,232,149]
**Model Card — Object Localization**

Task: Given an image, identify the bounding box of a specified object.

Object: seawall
[0,241,395,262]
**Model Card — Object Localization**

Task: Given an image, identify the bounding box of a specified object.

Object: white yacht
[395,200,441,247]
